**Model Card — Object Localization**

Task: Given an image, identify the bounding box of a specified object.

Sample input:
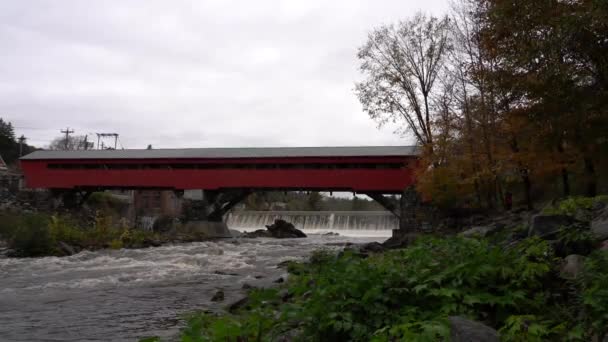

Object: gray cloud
[1,0,448,149]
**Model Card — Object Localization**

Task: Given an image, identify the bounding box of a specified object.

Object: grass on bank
[139,196,608,342]
[0,211,160,257]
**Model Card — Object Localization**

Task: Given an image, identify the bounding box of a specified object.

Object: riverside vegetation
[0,191,174,257]
[138,196,608,342]
[0,210,161,257]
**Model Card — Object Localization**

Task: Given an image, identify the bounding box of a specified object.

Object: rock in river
[266,219,307,238]
[243,219,307,239]
[211,290,225,302]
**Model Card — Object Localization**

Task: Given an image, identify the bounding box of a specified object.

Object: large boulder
[211,289,225,302]
[265,220,307,238]
[591,207,608,240]
[344,241,387,258]
[227,296,250,313]
[560,254,586,279]
[242,229,273,238]
[449,316,499,342]
[229,229,243,238]
[383,231,419,249]
[141,238,162,248]
[57,241,76,256]
[528,214,575,238]
[359,242,386,254]
[460,223,506,238]
[242,220,306,239]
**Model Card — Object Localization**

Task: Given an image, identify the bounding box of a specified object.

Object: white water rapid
[0,233,384,341]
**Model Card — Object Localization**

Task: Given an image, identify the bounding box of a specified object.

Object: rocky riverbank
[0,210,318,258]
[0,210,240,258]
[153,196,608,342]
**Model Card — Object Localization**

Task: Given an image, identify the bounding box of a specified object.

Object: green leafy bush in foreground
[156,236,608,342]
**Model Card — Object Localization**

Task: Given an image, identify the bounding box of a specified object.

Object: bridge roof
[20,146,419,160]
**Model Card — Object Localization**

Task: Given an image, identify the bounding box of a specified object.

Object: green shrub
[543,196,608,218]
[0,211,20,240]
[48,215,85,246]
[177,237,568,341]
[9,214,55,257]
[578,251,608,340]
[2,211,160,257]
[138,338,161,342]
[555,225,595,256]
[139,235,608,342]
[109,239,123,250]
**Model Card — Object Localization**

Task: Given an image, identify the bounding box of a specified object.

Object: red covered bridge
[20,146,419,193]
[20,146,419,223]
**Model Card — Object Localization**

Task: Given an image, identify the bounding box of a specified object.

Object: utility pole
[83,135,88,150]
[60,127,74,150]
[18,135,26,157]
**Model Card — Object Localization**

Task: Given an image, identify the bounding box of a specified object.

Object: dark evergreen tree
[0,118,18,164]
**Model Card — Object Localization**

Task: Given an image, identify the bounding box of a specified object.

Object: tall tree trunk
[574,126,597,198]
[474,180,482,208]
[496,177,505,210]
[485,180,495,210]
[461,82,482,208]
[557,140,570,197]
[521,169,533,211]
[584,156,597,197]
[510,136,533,210]
[561,168,570,197]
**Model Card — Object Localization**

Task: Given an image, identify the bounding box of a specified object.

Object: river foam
[0,234,384,342]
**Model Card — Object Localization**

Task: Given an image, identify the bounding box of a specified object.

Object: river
[0,232,385,342]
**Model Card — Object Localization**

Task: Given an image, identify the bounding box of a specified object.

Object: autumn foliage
[357,0,608,209]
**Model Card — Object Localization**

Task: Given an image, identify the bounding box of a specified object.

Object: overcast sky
[1,0,447,149]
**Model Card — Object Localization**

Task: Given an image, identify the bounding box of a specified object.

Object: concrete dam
[226,211,398,235]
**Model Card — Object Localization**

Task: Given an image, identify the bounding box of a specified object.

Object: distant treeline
[0,118,37,166]
[243,191,387,211]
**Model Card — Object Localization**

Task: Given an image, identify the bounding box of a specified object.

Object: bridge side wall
[20,156,417,193]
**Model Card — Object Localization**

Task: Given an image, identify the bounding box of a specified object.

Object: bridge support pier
[181,189,252,238]
[202,190,252,222]
[50,189,93,209]
[398,186,419,231]
[182,189,251,221]
[364,186,419,235]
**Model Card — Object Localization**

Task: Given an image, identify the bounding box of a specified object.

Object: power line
[13,126,51,130]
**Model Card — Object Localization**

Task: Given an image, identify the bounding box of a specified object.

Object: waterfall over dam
[226,211,398,233]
